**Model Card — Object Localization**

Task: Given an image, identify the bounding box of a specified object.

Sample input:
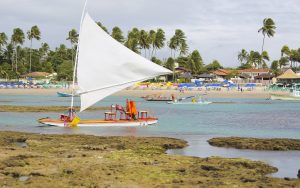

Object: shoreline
[0,131,299,187]
[0,88,287,99]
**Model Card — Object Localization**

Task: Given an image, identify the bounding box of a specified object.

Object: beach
[0,87,283,99]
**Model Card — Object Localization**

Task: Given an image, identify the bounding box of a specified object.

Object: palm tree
[111,27,125,43]
[165,57,175,71]
[168,37,176,58]
[11,28,25,72]
[289,49,300,70]
[152,29,165,57]
[39,42,50,64]
[0,32,8,52]
[96,22,109,34]
[281,45,290,57]
[3,43,14,66]
[27,25,41,72]
[258,18,276,54]
[125,28,140,54]
[139,30,150,57]
[56,44,67,59]
[169,29,187,58]
[179,41,188,56]
[260,51,270,68]
[247,51,261,68]
[190,50,204,74]
[149,30,156,58]
[279,57,289,68]
[0,32,8,64]
[150,57,162,65]
[271,60,279,76]
[66,29,79,67]
[0,66,8,81]
[238,49,248,65]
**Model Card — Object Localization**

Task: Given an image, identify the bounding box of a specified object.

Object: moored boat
[39,101,158,127]
[39,118,158,127]
[167,95,212,105]
[167,101,212,105]
[270,92,300,100]
[39,4,171,127]
[144,94,172,101]
[57,92,77,97]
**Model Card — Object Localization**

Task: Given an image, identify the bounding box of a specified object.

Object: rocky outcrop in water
[0,131,299,187]
[208,137,300,151]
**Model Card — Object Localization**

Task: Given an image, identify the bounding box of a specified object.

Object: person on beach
[171,94,176,102]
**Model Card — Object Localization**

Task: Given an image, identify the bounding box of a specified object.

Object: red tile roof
[239,69,270,73]
[213,69,231,76]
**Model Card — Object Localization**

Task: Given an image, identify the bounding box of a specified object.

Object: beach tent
[245,83,256,87]
[194,80,204,87]
[276,69,300,84]
[178,83,196,88]
[206,83,222,87]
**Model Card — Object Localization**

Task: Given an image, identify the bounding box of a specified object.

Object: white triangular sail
[77,13,172,111]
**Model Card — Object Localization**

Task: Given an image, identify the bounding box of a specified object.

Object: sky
[0,0,299,67]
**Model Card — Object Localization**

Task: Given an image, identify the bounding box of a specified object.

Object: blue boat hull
[57,92,73,97]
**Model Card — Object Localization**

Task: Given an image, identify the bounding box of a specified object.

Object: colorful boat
[144,94,172,101]
[167,95,212,105]
[167,101,212,105]
[57,92,73,97]
[39,4,171,127]
[270,90,300,101]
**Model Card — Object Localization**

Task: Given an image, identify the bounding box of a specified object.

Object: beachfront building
[195,73,215,81]
[21,72,56,84]
[231,68,271,85]
[212,69,231,82]
[276,69,300,85]
[239,68,270,79]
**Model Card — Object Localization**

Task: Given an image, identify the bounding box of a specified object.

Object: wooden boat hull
[146,99,172,101]
[39,118,158,127]
[167,101,212,105]
[270,94,300,101]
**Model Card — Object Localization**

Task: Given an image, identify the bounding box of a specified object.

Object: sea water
[0,94,299,178]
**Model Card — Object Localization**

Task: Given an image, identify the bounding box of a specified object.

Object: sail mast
[71,0,88,111]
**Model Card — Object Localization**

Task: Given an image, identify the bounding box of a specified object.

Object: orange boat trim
[39,118,158,124]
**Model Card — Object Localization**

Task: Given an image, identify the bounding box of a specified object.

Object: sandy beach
[0,87,286,99]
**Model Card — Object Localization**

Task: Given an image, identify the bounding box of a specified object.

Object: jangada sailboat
[39,6,171,127]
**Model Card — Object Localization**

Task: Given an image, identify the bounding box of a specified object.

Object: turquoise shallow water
[0,94,300,178]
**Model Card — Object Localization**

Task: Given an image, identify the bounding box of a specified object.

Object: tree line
[237,18,300,76]
[1,17,297,81]
[0,22,225,81]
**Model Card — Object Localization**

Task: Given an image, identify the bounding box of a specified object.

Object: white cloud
[0,0,299,67]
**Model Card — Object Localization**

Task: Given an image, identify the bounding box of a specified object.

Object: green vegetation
[0,25,209,81]
[208,137,300,151]
[1,131,299,187]
[237,17,300,73]
[0,105,109,112]
[1,17,300,82]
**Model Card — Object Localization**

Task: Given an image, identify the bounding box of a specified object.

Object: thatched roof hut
[277,69,300,79]
[276,69,300,83]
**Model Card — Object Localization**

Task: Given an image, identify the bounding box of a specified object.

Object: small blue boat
[57,92,75,97]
